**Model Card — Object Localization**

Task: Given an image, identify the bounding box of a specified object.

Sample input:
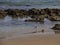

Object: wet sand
[0,34,60,45]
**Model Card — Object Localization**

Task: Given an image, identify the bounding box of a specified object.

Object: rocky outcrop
[0,8,60,21]
[28,8,41,15]
[0,10,7,19]
[52,24,60,30]
[47,9,60,21]
[5,9,28,19]
[51,24,60,33]
[28,8,60,21]
[48,16,60,21]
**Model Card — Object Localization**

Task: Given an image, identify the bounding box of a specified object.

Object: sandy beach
[0,34,60,45]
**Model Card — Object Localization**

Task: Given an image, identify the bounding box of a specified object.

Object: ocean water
[0,0,60,9]
[0,0,60,39]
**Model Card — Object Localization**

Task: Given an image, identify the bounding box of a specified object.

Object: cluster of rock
[0,8,60,22]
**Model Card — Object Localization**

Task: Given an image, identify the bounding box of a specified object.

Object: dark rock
[0,10,7,19]
[5,9,15,15]
[25,19,42,22]
[15,9,28,18]
[41,29,44,32]
[51,24,60,30]
[1,8,60,21]
[48,16,60,21]
[28,8,40,15]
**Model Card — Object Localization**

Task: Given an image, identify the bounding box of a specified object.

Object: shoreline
[0,34,60,45]
[0,26,55,40]
[0,30,55,40]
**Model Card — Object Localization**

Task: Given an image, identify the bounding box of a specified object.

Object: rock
[5,9,15,15]
[25,15,44,22]
[5,9,18,19]
[5,9,28,19]
[0,10,7,19]
[40,9,46,15]
[48,15,60,21]
[28,8,40,15]
[51,24,60,30]
[25,19,43,22]
[2,8,60,21]
[51,24,60,33]
[47,9,60,21]
[41,29,44,33]
[13,9,28,18]
[37,15,44,22]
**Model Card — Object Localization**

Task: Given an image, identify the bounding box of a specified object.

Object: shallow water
[0,16,60,39]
